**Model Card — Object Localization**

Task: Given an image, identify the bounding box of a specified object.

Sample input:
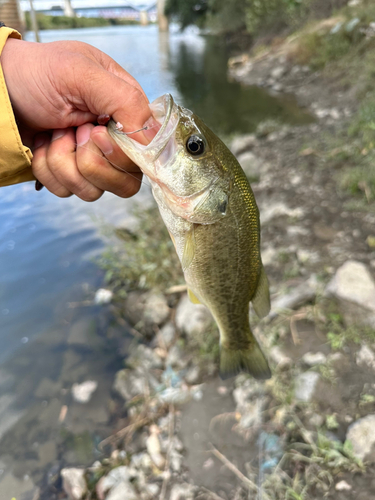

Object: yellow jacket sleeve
[0,27,35,186]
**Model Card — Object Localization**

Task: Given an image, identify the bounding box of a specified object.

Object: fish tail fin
[219,338,271,380]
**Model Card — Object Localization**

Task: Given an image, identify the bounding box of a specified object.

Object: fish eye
[186,135,205,156]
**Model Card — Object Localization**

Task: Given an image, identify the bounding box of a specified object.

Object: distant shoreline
[25,13,155,30]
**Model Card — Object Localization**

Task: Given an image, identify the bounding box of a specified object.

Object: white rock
[237,151,267,180]
[175,294,212,336]
[271,66,286,79]
[335,480,352,491]
[325,260,375,316]
[356,345,375,371]
[71,380,98,404]
[106,481,138,500]
[294,372,320,402]
[346,414,375,460]
[61,468,87,500]
[96,466,136,500]
[157,322,175,348]
[170,483,196,500]
[144,293,170,325]
[269,346,292,369]
[260,201,304,225]
[94,288,113,305]
[230,134,257,156]
[302,352,327,366]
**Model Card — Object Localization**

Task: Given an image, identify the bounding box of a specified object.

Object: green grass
[97,206,183,296]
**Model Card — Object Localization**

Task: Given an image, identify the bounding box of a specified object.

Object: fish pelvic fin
[252,265,271,319]
[219,340,271,380]
[188,288,201,304]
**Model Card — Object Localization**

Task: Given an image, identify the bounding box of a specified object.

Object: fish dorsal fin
[181,225,196,271]
[188,288,201,304]
[252,265,271,318]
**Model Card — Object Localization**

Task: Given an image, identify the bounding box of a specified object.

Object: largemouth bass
[108,94,271,380]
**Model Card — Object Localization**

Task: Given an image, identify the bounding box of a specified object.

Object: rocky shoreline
[53,37,375,500]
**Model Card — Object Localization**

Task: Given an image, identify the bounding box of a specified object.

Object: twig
[99,417,150,449]
[159,404,175,500]
[166,284,187,294]
[200,486,227,500]
[209,444,272,500]
[290,311,307,345]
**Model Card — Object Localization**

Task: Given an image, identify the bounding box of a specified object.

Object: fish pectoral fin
[220,340,271,380]
[181,225,196,271]
[251,265,271,319]
[188,288,201,304]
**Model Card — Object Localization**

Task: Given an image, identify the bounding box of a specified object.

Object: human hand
[1,38,156,200]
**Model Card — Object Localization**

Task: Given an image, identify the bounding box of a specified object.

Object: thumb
[83,68,154,145]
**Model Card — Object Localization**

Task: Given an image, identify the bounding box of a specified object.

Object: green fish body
[108,94,271,379]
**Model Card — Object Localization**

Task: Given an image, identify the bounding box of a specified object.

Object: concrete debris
[294,372,320,403]
[346,414,375,460]
[71,380,98,404]
[61,468,87,500]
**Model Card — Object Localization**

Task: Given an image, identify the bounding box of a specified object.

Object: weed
[97,206,183,295]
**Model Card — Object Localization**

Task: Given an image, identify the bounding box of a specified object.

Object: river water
[0,24,311,498]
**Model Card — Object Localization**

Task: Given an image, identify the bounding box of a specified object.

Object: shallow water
[0,24,311,497]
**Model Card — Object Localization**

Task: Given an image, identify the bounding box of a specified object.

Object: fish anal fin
[252,266,271,319]
[188,288,201,304]
[181,225,196,271]
[219,341,271,380]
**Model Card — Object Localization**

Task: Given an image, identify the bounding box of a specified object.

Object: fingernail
[34,135,47,150]
[35,180,44,191]
[76,124,92,147]
[142,117,160,143]
[51,129,66,142]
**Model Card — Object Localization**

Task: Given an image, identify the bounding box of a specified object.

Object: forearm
[0,27,34,187]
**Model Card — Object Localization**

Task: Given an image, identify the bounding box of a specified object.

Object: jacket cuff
[0,27,35,186]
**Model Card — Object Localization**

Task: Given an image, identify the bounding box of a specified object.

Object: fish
[108,94,271,380]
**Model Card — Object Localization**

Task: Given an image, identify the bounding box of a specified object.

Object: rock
[94,288,113,305]
[356,345,375,371]
[233,378,264,407]
[131,345,164,370]
[236,151,266,181]
[170,483,196,500]
[302,352,327,367]
[170,449,183,472]
[325,260,375,327]
[106,481,138,500]
[346,414,375,460]
[146,425,165,469]
[157,322,176,349]
[175,294,212,336]
[61,468,87,500]
[143,293,170,325]
[125,291,170,328]
[271,65,286,79]
[335,480,352,491]
[230,134,257,156]
[309,413,324,427]
[184,365,201,385]
[294,372,320,402]
[166,344,189,369]
[96,466,135,500]
[238,398,266,428]
[114,367,159,401]
[260,201,304,225]
[269,275,318,319]
[269,346,292,369]
[71,380,98,403]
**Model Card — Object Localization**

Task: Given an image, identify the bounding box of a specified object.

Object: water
[0,24,311,496]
